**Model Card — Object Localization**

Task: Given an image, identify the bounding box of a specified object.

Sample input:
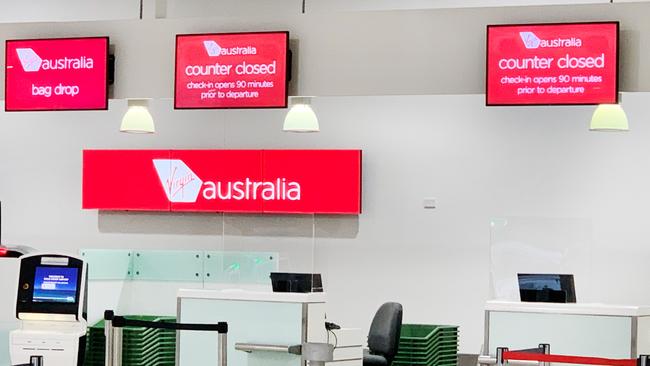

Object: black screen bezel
[16,255,84,318]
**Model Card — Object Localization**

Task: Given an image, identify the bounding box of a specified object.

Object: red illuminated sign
[486,22,618,106]
[5,37,109,111]
[82,150,362,215]
[174,32,289,109]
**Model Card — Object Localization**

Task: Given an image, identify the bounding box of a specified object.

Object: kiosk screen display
[33,266,78,303]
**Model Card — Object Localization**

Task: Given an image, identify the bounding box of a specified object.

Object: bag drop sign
[82,149,362,215]
[486,22,618,105]
[5,37,109,111]
[174,32,289,109]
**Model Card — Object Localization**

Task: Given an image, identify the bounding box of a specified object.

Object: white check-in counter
[177,289,363,366]
[484,301,650,360]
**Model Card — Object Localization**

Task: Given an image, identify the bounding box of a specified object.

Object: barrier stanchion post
[218,331,228,366]
[104,310,114,366]
[497,347,509,366]
[637,355,650,366]
[113,326,123,366]
[539,344,551,366]
[112,316,125,366]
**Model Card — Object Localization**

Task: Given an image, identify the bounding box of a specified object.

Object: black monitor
[270,273,323,293]
[518,273,576,303]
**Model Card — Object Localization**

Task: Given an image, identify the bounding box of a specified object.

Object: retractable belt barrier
[484,345,650,366]
[502,352,638,366]
[103,310,229,366]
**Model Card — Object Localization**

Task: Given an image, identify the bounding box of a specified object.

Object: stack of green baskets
[393,324,459,366]
[85,316,177,366]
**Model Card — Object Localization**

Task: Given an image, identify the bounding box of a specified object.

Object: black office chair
[363,302,403,366]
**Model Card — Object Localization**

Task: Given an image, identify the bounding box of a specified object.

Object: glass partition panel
[204,251,279,284]
[489,217,593,302]
[132,250,205,282]
[220,213,316,291]
[81,249,133,280]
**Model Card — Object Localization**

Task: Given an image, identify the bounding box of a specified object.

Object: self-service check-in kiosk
[9,254,87,366]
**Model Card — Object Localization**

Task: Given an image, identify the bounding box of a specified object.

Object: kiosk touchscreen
[9,254,87,366]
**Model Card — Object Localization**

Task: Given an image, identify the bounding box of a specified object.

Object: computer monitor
[518,273,576,303]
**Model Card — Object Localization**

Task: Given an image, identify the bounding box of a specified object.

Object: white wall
[2,94,650,352]
[0,0,647,24]
[165,0,303,18]
[0,0,140,23]
[0,0,619,23]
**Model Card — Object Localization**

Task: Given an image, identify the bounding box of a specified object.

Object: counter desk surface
[177,289,327,303]
[486,300,650,316]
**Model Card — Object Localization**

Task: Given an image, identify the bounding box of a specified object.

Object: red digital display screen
[486,22,618,106]
[174,32,289,109]
[5,37,109,111]
[82,149,362,215]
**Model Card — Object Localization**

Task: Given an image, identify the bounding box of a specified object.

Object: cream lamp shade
[590,103,629,132]
[283,96,319,132]
[120,99,155,134]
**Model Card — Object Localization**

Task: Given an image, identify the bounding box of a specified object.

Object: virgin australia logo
[519,31,582,49]
[519,32,541,49]
[16,48,43,72]
[153,159,302,203]
[153,159,203,203]
[203,40,222,57]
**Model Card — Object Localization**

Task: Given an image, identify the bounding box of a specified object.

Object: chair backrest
[367,302,403,362]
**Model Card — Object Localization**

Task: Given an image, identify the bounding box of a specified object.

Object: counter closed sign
[175,32,289,109]
[82,149,362,215]
[486,22,618,105]
[5,37,109,111]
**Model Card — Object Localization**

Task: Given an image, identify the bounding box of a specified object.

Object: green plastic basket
[394,324,459,366]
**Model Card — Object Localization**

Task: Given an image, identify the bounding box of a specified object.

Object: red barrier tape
[503,352,637,366]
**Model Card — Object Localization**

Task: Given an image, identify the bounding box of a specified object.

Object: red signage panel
[5,37,109,111]
[82,149,362,215]
[486,22,618,106]
[263,150,362,214]
[174,32,289,109]
[82,150,172,211]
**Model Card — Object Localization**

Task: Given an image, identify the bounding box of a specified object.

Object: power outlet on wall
[423,198,437,209]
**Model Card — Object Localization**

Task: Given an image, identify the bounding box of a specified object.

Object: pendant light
[120,99,155,134]
[283,96,319,132]
[590,95,629,132]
